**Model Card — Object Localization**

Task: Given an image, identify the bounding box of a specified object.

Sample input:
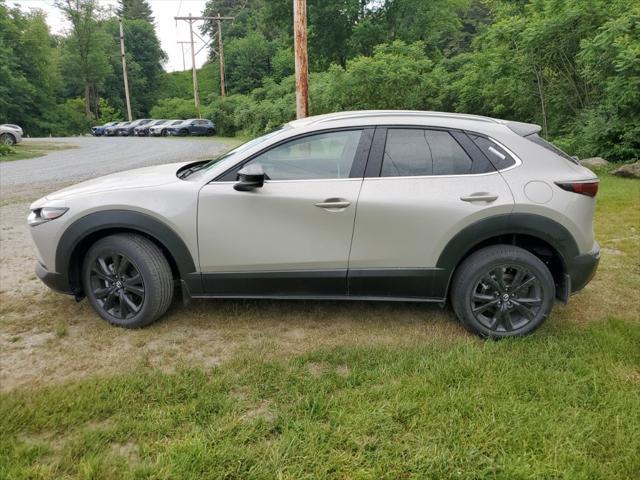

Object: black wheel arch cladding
[56,210,196,292]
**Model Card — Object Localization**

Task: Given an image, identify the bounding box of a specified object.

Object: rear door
[348,127,515,299]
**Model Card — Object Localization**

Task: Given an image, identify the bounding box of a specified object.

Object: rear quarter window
[468,134,516,170]
[525,134,579,164]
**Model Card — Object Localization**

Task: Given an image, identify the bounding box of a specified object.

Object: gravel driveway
[1,136,234,202]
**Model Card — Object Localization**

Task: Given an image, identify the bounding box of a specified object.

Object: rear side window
[381,129,474,177]
[468,134,516,170]
[525,134,579,164]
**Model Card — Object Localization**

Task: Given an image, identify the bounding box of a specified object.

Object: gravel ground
[0,136,233,202]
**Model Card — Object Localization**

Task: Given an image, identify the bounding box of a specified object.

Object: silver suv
[28,111,600,337]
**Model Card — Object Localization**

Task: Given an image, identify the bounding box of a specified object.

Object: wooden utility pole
[119,18,133,121]
[293,0,309,118]
[217,14,226,97]
[174,14,234,101]
[188,13,201,117]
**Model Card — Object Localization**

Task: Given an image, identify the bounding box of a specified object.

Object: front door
[197,128,373,296]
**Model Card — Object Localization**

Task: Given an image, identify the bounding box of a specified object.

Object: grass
[0,174,639,479]
[0,142,76,162]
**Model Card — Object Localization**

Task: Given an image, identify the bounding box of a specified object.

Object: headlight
[28,207,68,227]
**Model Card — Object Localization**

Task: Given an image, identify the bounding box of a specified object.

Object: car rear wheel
[82,233,174,328]
[206,128,215,136]
[1,133,16,146]
[451,245,555,338]
[179,129,189,136]
[161,129,168,136]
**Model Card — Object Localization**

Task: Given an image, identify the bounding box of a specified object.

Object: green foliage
[0,143,14,156]
[116,0,153,22]
[51,98,94,136]
[150,97,199,120]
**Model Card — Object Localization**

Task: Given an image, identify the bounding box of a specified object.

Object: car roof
[286,110,540,137]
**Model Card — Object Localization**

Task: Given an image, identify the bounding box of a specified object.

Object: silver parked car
[1,124,23,145]
[28,111,600,337]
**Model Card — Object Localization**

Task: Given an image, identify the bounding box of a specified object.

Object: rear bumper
[36,262,73,295]
[568,242,600,294]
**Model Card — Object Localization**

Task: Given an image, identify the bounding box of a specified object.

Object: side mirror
[234,164,265,191]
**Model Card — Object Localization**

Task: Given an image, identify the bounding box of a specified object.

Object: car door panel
[348,127,514,299]
[197,179,362,295]
[196,128,372,296]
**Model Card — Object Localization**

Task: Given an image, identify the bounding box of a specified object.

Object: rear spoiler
[503,121,542,137]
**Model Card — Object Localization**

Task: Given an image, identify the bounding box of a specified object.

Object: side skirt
[196,268,449,302]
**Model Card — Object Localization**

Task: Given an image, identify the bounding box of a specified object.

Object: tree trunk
[84,82,91,117]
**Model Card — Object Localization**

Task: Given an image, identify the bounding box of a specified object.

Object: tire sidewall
[82,237,162,328]
[453,249,555,338]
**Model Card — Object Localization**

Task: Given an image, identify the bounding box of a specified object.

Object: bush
[0,143,15,156]
[150,97,199,120]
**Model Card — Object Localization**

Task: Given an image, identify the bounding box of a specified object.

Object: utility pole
[174,14,234,100]
[293,0,309,118]
[217,13,226,97]
[188,13,201,117]
[119,18,133,121]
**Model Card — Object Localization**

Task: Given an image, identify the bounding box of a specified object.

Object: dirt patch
[241,399,276,423]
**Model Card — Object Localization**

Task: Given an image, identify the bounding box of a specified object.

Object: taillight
[555,180,599,197]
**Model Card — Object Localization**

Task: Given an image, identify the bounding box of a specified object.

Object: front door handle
[315,199,351,210]
[460,193,499,203]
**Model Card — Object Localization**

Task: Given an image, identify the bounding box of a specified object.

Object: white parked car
[28,111,600,337]
[0,124,23,145]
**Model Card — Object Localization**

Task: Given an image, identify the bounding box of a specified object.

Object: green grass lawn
[0,142,76,162]
[1,175,639,479]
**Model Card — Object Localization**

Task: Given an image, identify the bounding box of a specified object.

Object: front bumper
[568,242,600,294]
[36,262,73,295]
[167,130,179,136]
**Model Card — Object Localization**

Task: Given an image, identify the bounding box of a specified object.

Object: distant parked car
[134,119,167,137]
[117,119,151,136]
[149,119,183,137]
[0,124,23,145]
[166,118,215,136]
[105,122,129,136]
[91,122,118,137]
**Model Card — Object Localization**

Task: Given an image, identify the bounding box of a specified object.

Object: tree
[116,0,153,23]
[0,3,61,135]
[102,18,166,117]
[56,0,111,118]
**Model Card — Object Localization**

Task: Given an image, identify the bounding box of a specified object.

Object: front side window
[381,128,473,177]
[243,130,363,180]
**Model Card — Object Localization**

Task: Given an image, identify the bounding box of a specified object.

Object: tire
[82,233,174,328]
[206,128,215,136]
[179,129,189,136]
[1,133,16,146]
[451,245,555,338]
[161,129,168,136]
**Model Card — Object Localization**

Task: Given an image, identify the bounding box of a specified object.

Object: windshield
[185,127,289,180]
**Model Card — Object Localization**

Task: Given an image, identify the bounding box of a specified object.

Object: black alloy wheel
[89,252,145,320]
[470,264,543,333]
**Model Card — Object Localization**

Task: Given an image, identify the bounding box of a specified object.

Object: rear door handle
[315,199,351,210]
[460,193,499,203]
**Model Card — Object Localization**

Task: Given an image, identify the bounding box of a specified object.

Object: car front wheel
[82,233,174,328]
[1,133,16,146]
[451,245,555,338]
